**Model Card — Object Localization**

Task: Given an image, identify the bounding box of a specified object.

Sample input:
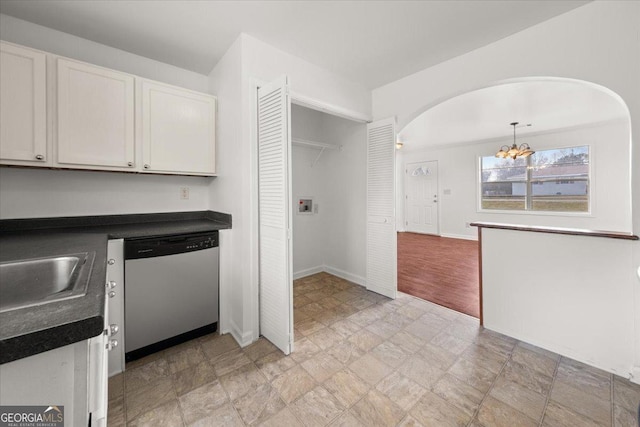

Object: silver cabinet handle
[107,259,115,265]
[128,162,134,167]
[143,164,150,169]
[108,291,116,298]
[110,324,119,335]
[35,154,44,160]
[109,281,117,289]
[106,339,118,351]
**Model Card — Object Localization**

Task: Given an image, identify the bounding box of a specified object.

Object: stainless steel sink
[0,252,94,313]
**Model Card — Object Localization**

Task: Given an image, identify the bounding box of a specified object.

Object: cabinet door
[57,59,135,169]
[0,42,48,165]
[141,80,216,175]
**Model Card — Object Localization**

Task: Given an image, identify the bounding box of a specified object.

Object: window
[480,146,590,213]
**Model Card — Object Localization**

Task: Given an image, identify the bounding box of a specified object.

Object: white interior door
[258,76,293,354]
[366,118,397,299]
[405,160,439,235]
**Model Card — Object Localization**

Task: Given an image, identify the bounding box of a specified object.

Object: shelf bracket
[311,147,326,167]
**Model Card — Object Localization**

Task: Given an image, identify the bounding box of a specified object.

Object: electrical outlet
[180,187,190,200]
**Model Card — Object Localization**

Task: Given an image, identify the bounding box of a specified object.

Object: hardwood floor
[397,232,480,318]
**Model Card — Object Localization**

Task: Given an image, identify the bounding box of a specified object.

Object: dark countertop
[0,210,231,364]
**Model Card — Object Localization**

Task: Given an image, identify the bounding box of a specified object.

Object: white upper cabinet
[0,41,216,176]
[140,80,216,175]
[56,59,136,169]
[0,42,48,165]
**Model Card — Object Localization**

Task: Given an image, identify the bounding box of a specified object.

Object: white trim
[324,265,366,287]
[290,91,371,123]
[293,265,366,288]
[485,322,634,380]
[249,78,261,345]
[441,233,478,241]
[226,318,254,348]
[293,265,324,280]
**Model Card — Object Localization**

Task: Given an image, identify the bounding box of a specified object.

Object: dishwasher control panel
[125,231,219,260]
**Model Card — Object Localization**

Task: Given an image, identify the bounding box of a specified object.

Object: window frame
[477,144,593,217]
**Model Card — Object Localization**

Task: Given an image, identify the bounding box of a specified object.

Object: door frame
[403,159,440,236]
[249,78,373,345]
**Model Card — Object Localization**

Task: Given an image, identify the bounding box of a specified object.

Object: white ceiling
[0,0,588,89]
[398,80,628,150]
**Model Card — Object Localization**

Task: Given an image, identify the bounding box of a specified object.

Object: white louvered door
[366,118,397,299]
[258,76,293,354]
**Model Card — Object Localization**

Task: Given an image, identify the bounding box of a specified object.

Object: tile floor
[108,272,640,426]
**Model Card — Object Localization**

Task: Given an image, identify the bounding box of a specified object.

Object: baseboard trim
[293,265,324,280]
[485,321,633,380]
[324,265,366,287]
[227,319,254,348]
[441,233,478,241]
[293,264,366,287]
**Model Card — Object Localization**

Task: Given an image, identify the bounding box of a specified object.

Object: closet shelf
[292,137,341,150]
[292,137,342,167]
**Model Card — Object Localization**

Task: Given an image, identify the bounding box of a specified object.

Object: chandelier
[495,122,534,159]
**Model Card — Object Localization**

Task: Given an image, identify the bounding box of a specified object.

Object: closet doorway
[256,76,393,356]
[289,104,369,333]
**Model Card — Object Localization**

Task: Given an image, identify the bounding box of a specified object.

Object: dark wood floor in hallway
[398,232,480,318]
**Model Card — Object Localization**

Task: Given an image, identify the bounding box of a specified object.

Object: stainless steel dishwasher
[124,231,218,362]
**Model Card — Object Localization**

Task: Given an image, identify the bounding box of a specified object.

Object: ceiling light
[495,122,534,160]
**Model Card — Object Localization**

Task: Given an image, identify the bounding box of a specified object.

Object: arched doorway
[395,77,631,320]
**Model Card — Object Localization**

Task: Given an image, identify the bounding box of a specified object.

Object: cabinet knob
[107,259,115,265]
[109,324,119,336]
[35,154,44,161]
[144,164,150,169]
[108,291,116,298]
[128,162,134,167]
[106,339,118,351]
[109,281,117,289]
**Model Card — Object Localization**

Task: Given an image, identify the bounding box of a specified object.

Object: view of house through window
[480,146,590,212]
